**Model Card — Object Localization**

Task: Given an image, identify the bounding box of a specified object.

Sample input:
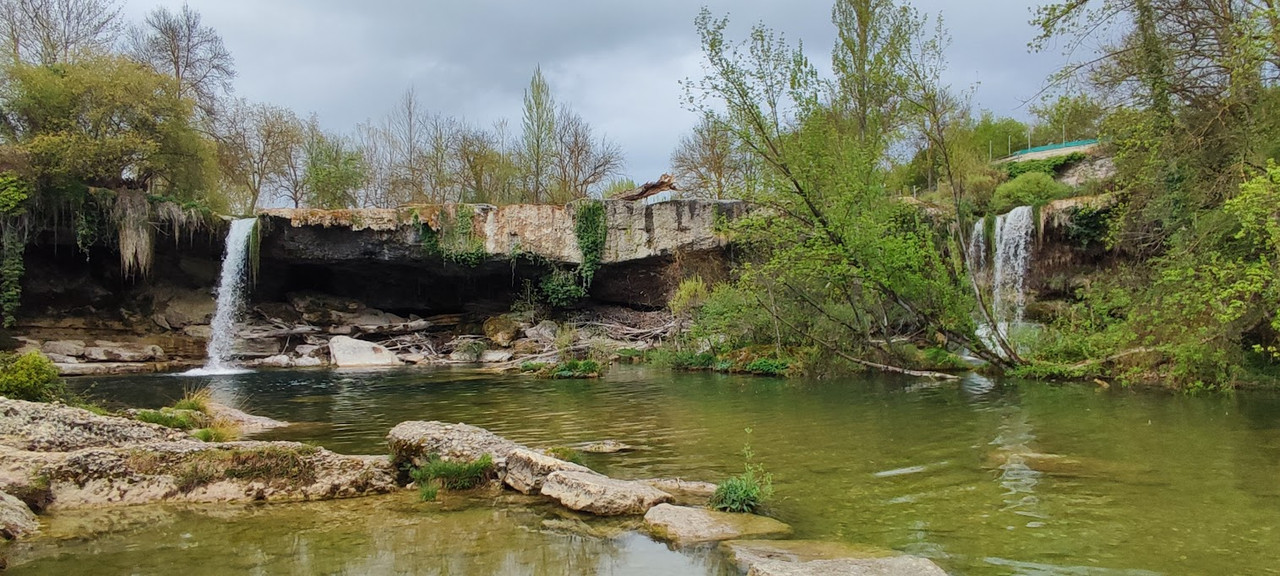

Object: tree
[670,113,754,199]
[1030,94,1104,145]
[126,3,235,118]
[519,66,556,203]
[0,0,121,65]
[304,128,365,209]
[214,99,300,213]
[0,55,216,200]
[550,105,623,202]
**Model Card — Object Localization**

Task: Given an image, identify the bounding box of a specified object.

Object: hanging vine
[573,199,607,287]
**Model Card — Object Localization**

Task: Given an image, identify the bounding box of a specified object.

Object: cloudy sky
[121,0,1067,182]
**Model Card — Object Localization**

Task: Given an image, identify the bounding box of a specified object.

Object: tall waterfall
[188,218,256,375]
[970,206,1035,351]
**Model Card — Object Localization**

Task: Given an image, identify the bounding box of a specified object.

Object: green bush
[0,352,65,402]
[992,172,1072,213]
[540,268,587,308]
[744,357,789,376]
[710,466,774,513]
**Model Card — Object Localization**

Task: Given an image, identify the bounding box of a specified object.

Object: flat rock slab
[388,421,523,469]
[643,504,792,545]
[206,402,289,435]
[540,470,672,516]
[573,440,635,453]
[328,336,402,367]
[723,540,948,575]
[0,490,37,540]
[505,448,594,494]
[0,398,188,452]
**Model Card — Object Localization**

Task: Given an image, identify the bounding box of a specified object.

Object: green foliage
[1065,205,1113,250]
[669,276,709,317]
[416,206,487,266]
[573,199,607,287]
[1003,152,1088,179]
[522,359,603,379]
[540,268,587,308]
[991,172,1073,213]
[0,352,65,402]
[743,357,789,376]
[1,226,24,328]
[0,172,31,215]
[710,428,773,514]
[411,454,494,496]
[135,408,202,430]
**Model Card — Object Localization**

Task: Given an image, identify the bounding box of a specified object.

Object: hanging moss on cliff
[412,205,487,267]
[573,199,607,287]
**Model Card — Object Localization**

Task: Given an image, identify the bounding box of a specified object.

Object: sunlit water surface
[7,366,1280,575]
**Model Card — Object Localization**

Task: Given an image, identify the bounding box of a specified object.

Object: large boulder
[83,343,165,363]
[540,470,672,516]
[328,336,401,367]
[504,448,594,494]
[40,340,85,358]
[158,290,216,328]
[524,320,559,343]
[483,317,520,348]
[0,398,188,452]
[643,504,792,545]
[723,540,948,576]
[387,421,522,470]
[0,490,37,540]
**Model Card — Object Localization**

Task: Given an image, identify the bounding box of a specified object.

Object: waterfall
[969,206,1034,355]
[186,218,256,376]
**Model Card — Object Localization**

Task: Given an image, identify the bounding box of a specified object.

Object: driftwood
[612,174,678,201]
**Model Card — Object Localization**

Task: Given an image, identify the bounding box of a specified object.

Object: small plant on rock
[409,453,495,501]
[710,428,773,514]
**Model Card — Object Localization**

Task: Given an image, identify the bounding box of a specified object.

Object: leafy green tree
[519,66,556,203]
[304,128,366,209]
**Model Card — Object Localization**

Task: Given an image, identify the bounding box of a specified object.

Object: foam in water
[183,218,256,376]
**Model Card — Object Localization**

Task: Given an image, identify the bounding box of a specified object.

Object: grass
[546,446,585,465]
[172,388,213,412]
[408,453,495,501]
[128,445,320,493]
[135,408,204,430]
[132,388,241,441]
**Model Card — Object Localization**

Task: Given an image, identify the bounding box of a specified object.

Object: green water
[13,366,1280,575]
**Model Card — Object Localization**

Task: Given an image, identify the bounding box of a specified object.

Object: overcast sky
[120,0,1066,183]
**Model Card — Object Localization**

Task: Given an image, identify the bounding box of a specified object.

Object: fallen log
[612,174,678,201]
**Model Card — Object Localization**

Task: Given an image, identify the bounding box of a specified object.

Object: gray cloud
[122,0,1065,182]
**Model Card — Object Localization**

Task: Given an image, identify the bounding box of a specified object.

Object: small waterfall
[187,218,256,376]
[991,206,1034,329]
[969,206,1034,355]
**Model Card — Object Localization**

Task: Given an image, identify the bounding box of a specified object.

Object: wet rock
[40,340,85,358]
[294,344,321,357]
[182,325,214,340]
[44,353,79,364]
[294,356,323,368]
[574,440,635,454]
[512,338,545,355]
[206,402,288,435]
[328,336,401,367]
[54,362,174,377]
[0,398,188,452]
[504,448,594,494]
[480,350,514,363]
[483,317,521,348]
[643,504,792,545]
[525,320,559,343]
[157,290,216,328]
[540,470,672,516]
[0,490,37,540]
[387,421,522,471]
[254,355,294,368]
[724,540,948,576]
[639,478,718,505]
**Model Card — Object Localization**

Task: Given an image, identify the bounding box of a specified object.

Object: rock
[480,350,514,363]
[448,344,482,362]
[503,448,594,494]
[54,362,173,377]
[44,353,79,364]
[574,440,635,454]
[0,398,188,452]
[40,340,85,358]
[83,344,165,363]
[182,325,214,340]
[255,355,294,368]
[294,356,323,368]
[643,504,792,545]
[639,478,718,505]
[399,353,427,364]
[525,320,559,343]
[387,421,522,470]
[512,338,545,355]
[339,308,408,327]
[294,344,321,357]
[159,291,216,328]
[723,540,948,576]
[0,490,37,540]
[328,336,401,367]
[540,470,672,516]
[483,317,520,347]
[205,402,288,435]
[30,441,396,510]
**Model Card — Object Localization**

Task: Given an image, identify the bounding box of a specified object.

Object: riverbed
[10,366,1280,575]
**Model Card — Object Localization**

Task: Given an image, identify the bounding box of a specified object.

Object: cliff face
[254,200,748,311]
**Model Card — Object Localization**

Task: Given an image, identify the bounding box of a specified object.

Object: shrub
[0,352,65,402]
[710,466,773,514]
[541,268,587,308]
[992,172,1071,213]
[415,454,494,491]
[744,357,789,376]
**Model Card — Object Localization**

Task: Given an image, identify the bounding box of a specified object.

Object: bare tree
[0,0,121,65]
[670,113,755,199]
[551,105,623,202]
[127,3,235,118]
[214,99,301,213]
